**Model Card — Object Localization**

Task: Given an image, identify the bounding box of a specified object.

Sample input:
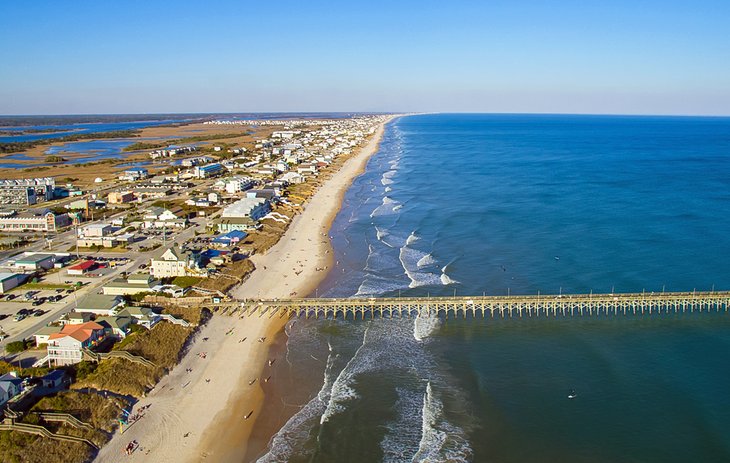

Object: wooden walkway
[219,290,730,319]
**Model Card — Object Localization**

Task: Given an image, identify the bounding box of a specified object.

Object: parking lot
[0,287,82,340]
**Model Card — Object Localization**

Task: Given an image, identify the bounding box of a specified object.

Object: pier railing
[229,291,730,319]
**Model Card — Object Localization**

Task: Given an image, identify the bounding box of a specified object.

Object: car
[33,310,45,317]
[13,313,26,322]
[32,300,43,306]
[17,308,29,315]
[5,294,16,300]
[55,288,65,293]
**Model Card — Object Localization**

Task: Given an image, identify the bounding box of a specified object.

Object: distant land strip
[0,129,141,154]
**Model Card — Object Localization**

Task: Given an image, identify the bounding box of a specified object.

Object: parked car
[13,313,26,322]
[33,309,45,317]
[5,294,15,300]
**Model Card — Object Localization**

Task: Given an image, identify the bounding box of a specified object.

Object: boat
[567,389,577,399]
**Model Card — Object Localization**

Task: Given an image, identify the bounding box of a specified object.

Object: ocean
[252,114,730,462]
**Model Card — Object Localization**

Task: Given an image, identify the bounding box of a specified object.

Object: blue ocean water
[255,114,730,463]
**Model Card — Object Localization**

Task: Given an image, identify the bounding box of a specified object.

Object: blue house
[212,230,248,247]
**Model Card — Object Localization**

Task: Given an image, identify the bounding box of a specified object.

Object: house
[297,163,318,175]
[134,186,172,200]
[151,284,186,298]
[0,372,23,406]
[143,207,187,229]
[96,313,132,339]
[107,191,135,204]
[102,273,159,296]
[211,230,247,248]
[150,246,205,278]
[0,273,24,293]
[246,189,278,201]
[67,260,99,276]
[15,253,55,270]
[34,325,63,345]
[40,370,67,389]
[217,197,271,233]
[46,322,105,366]
[118,167,149,181]
[75,294,124,316]
[117,306,159,329]
[64,311,93,325]
[280,171,304,184]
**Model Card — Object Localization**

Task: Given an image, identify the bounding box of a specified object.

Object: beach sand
[94,117,392,463]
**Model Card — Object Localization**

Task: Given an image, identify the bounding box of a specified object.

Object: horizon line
[1,110,730,118]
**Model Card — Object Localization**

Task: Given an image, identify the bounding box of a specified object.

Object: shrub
[6,341,29,354]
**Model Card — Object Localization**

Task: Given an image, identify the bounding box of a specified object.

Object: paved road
[0,216,207,358]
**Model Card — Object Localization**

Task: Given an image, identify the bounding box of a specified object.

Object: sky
[1,0,729,115]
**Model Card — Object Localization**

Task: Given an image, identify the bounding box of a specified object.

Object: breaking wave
[412,382,473,463]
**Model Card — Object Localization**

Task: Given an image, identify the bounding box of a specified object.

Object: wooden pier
[219,290,730,319]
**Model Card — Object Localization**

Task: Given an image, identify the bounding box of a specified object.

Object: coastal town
[0,114,391,462]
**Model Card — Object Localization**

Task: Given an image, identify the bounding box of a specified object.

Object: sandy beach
[94,117,392,463]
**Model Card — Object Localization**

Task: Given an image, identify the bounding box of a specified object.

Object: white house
[224,177,255,194]
[46,322,105,366]
[150,246,205,278]
[143,207,187,229]
[217,197,271,232]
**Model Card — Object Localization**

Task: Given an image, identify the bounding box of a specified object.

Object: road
[0,215,208,357]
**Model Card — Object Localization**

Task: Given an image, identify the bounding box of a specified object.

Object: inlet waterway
[253,114,730,463]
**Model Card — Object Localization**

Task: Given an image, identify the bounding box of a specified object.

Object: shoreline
[199,116,394,462]
[94,115,395,463]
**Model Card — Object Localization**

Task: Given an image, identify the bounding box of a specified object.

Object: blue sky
[1,0,729,115]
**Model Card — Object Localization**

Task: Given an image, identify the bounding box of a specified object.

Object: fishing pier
[225,290,730,319]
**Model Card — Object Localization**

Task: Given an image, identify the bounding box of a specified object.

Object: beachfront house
[150,246,206,278]
[211,230,248,248]
[117,306,160,329]
[96,313,133,339]
[46,322,105,366]
[217,197,271,233]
